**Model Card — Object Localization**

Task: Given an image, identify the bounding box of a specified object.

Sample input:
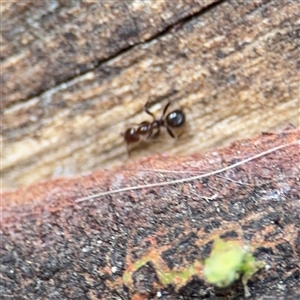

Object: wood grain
[2,0,299,189]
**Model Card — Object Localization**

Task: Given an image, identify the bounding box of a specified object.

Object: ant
[123,101,185,154]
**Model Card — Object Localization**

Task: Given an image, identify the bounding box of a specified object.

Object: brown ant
[123,101,185,154]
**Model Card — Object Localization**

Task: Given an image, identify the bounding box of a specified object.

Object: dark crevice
[5,0,225,111]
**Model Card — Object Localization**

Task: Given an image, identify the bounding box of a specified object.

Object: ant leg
[162,101,171,118]
[144,101,155,120]
[166,126,175,138]
[150,128,160,139]
[126,144,131,157]
[146,130,153,140]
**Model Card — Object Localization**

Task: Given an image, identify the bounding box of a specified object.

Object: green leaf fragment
[204,238,265,297]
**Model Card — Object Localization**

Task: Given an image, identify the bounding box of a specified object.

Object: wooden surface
[2,129,299,299]
[2,0,299,189]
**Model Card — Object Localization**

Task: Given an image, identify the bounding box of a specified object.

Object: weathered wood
[2,0,216,106]
[2,0,299,189]
[2,129,299,299]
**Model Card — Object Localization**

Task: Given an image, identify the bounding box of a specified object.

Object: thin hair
[76,141,299,203]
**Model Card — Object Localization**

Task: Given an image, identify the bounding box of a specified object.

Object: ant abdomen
[123,128,140,144]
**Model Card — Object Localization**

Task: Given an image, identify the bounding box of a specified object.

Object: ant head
[166,109,185,128]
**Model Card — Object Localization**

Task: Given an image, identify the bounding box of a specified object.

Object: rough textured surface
[2,0,299,189]
[1,128,299,299]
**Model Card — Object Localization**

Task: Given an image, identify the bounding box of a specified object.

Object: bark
[1,128,299,299]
